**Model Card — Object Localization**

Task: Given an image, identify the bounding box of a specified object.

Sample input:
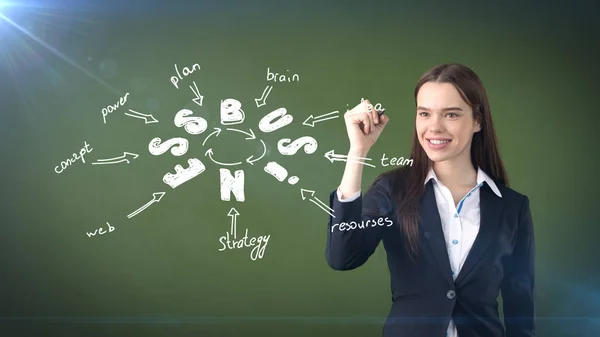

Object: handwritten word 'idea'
[55,141,93,174]
[218,229,270,261]
[331,217,394,232]
[171,63,200,89]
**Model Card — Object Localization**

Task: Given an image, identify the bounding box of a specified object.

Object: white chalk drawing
[258,107,293,133]
[174,108,208,135]
[218,207,270,261]
[202,127,222,146]
[266,67,299,83]
[124,109,159,124]
[226,128,256,140]
[360,97,385,114]
[91,151,139,165]
[381,154,414,167]
[264,161,299,185]
[220,168,245,202]
[228,207,239,238]
[246,139,266,165]
[170,62,200,89]
[102,93,130,124]
[205,148,242,166]
[127,192,166,219]
[86,222,115,237]
[220,98,245,125]
[148,137,189,156]
[324,149,375,168]
[277,136,318,156]
[163,158,206,189]
[300,189,334,218]
[302,110,339,127]
[190,81,204,106]
[54,141,93,174]
[330,217,394,232]
[254,85,273,108]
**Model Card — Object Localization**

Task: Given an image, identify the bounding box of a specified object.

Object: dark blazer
[325,172,535,337]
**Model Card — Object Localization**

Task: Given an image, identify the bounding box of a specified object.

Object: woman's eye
[418,111,428,117]
[447,113,458,118]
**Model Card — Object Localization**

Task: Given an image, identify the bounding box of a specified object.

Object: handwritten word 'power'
[102,93,130,124]
[218,229,270,261]
[331,216,394,232]
[266,67,299,83]
[171,63,200,89]
[381,154,413,167]
[55,141,93,174]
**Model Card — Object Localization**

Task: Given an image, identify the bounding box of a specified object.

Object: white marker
[254,85,273,108]
[302,110,339,127]
[127,192,166,219]
[124,109,159,124]
[91,152,139,165]
[300,188,335,218]
[189,81,204,106]
[324,149,375,168]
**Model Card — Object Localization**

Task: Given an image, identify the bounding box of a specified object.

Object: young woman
[326,63,535,337]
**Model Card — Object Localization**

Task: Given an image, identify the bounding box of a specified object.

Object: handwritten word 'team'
[380,154,413,167]
[54,141,93,174]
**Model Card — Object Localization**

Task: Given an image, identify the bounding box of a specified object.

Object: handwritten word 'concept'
[218,229,270,261]
[266,67,299,83]
[87,222,115,237]
[102,93,130,124]
[171,63,200,89]
[55,141,93,174]
[381,154,413,167]
[331,217,394,232]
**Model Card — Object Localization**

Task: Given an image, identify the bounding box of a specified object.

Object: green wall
[1,0,598,336]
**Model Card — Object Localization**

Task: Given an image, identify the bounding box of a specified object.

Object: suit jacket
[325,172,535,337]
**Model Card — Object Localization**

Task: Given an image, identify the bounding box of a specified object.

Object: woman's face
[415,82,481,165]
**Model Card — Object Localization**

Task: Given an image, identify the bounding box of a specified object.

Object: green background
[1,0,598,336]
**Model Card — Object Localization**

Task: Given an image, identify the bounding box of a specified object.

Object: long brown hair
[375,63,509,261]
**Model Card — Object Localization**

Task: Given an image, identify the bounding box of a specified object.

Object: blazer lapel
[420,181,454,286]
[454,183,504,286]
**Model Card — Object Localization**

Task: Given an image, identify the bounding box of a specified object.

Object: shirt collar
[424,166,502,198]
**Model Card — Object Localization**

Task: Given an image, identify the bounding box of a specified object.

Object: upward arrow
[227,207,239,238]
[300,189,335,218]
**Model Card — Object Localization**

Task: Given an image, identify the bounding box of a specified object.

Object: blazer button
[446,290,456,300]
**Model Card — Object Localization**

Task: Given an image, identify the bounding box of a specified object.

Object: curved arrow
[205,148,242,166]
[226,127,256,140]
[246,139,267,165]
[202,127,222,146]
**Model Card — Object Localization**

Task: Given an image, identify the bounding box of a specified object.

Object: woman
[326,63,535,337]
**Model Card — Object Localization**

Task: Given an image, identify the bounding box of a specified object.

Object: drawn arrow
[202,127,222,146]
[300,189,335,218]
[226,127,256,140]
[227,207,239,239]
[91,152,139,165]
[246,139,267,165]
[254,85,273,108]
[124,109,159,124]
[205,148,242,166]
[302,111,339,127]
[190,81,204,106]
[324,149,375,168]
[127,192,166,219]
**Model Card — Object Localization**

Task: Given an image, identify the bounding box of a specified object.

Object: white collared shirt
[337,167,502,337]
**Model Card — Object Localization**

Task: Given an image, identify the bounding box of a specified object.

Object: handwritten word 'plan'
[171,63,200,89]
[55,141,93,174]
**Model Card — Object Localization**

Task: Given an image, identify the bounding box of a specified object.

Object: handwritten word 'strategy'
[102,93,130,124]
[55,141,93,174]
[170,63,200,89]
[218,229,270,261]
[266,67,299,83]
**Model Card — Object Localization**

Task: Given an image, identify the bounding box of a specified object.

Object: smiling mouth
[427,139,451,145]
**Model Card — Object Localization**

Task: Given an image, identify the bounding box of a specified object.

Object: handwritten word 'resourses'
[330,216,394,232]
[55,141,93,174]
[218,228,270,261]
